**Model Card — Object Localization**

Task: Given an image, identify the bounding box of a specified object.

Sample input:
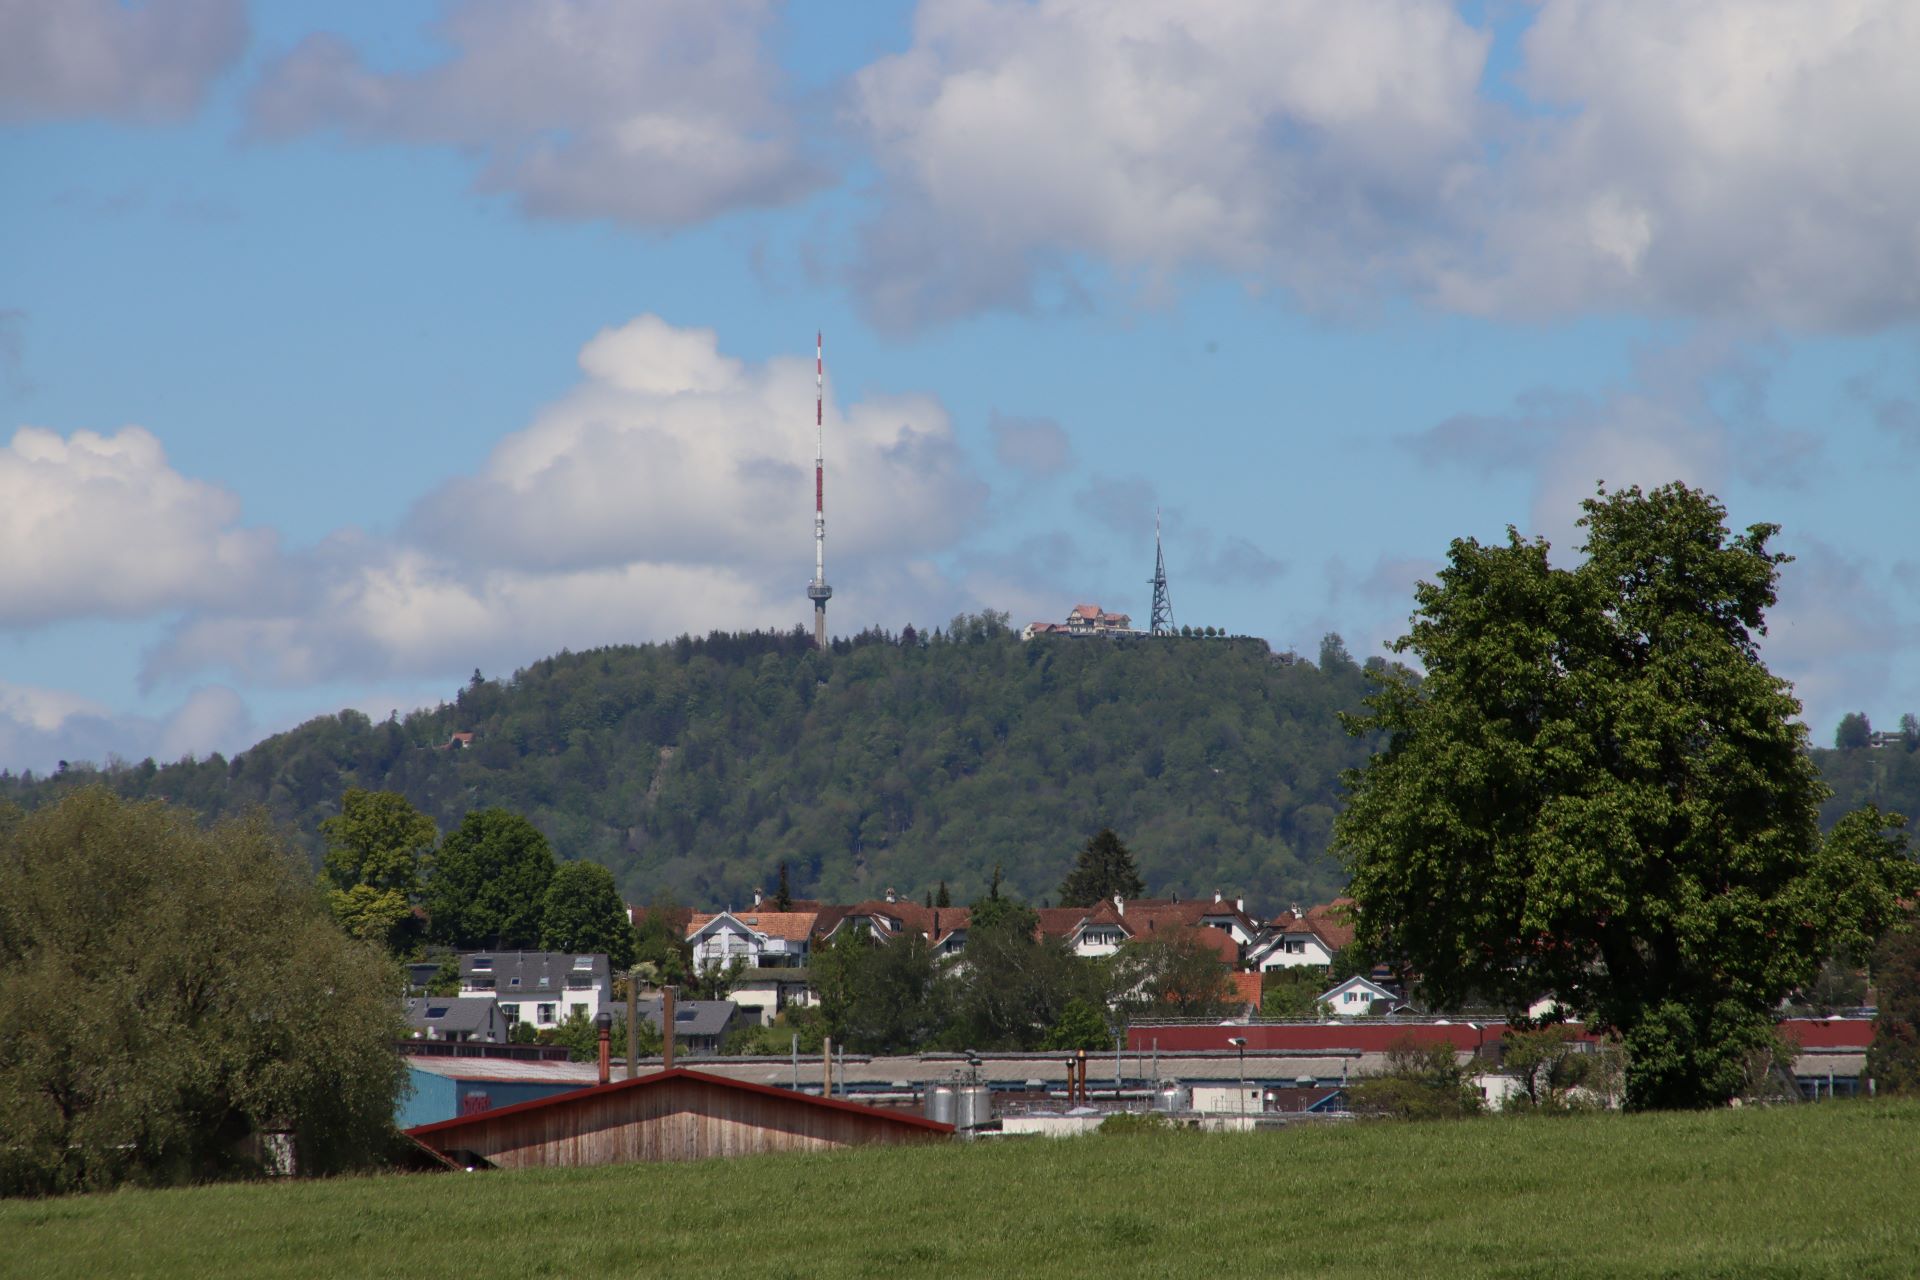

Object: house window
[574,956,593,969]
[537,1003,557,1025]
[510,977,521,987]
[473,957,493,971]
[570,1003,587,1019]
[500,1006,518,1025]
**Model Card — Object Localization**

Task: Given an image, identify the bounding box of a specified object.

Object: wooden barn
[404,1067,953,1169]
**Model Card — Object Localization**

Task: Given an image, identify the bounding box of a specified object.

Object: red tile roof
[689,911,818,942]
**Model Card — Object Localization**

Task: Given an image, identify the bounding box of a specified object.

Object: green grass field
[5,1102,1918,1279]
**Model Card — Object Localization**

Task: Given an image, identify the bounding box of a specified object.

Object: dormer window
[538,977,550,988]
[573,956,592,970]
[473,957,493,970]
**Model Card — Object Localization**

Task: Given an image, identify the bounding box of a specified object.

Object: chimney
[1113,893,1124,916]
[1236,897,1244,913]
[661,987,677,1071]
[753,888,763,908]
[1213,891,1222,904]
[1291,903,1303,920]
[885,887,897,904]
[595,1011,612,1086]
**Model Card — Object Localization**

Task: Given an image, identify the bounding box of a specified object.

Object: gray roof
[639,998,736,1039]
[402,995,501,1037]
[460,950,609,997]
[730,968,811,987]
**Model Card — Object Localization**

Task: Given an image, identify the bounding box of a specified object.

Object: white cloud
[407,315,985,573]
[0,0,246,124]
[0,426,277,626]
[0,680,251,774]
[845,0,1920,332]
[851,0,1489,327]
[142,315,993,685]
[248,0,820,227]
[1437,0,1920,329]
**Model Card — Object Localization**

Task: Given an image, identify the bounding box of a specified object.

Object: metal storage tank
[924,1084,957,1126]
[1154,1083,1191,1113]
[955,1084,993,1129]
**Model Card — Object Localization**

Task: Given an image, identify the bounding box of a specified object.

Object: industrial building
[405,1067,953,1169]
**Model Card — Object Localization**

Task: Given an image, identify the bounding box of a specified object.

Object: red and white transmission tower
[805,332,833,648]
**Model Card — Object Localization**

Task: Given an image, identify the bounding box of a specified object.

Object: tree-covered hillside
[8,620,1910,912]
[0,621,1383,908]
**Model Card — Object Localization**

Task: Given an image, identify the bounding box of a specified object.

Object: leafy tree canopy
[428,808,556,949]
[0,789,405,1195]
[1836,712,1873,750]
[318,789,437,950]
[1337,483,1920,1110]
[540,860,636,968]
[1058,828,1146,907]
[1867,913,1920,1096]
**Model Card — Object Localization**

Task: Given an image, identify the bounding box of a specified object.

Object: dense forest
[6,619,1914,911]
[0,620,1384,908]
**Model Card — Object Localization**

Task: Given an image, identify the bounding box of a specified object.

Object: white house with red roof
[688,910,817,971]
[1021,602,1140,640]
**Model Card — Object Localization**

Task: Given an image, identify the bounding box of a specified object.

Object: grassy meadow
[4,1100,1917,1279]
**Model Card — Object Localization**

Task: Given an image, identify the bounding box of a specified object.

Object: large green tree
[540,860,636,968]
[0,790,405,1195]
[1336,484,1918,1109]
[1867,911,1920,1095]
[428,808,556,949]
[318,789,437,950]
[1057,828,1146,907]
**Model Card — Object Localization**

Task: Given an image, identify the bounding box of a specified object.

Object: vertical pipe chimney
[822,1035,834,1096]
[595,1012,612,1086]
[626,973,639,1079]
[662,987,677,1071]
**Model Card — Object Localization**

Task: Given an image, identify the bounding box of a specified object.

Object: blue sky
[2,0,1917,772]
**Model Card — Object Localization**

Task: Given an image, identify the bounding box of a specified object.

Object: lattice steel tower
[1149,509,1174,636]
[805,332,833,649]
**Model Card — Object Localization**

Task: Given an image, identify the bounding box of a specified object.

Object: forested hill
[0,623,1386,908]
[7,622,1913,910]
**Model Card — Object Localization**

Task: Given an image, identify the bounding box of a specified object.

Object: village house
[687,909,817,970]
[460,951,612,1030]
[402,994,510,1044]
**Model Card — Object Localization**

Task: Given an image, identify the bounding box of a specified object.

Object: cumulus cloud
[843,0,1920,332]
[0,681,252,774]
[0,0,246,124]
[1440,0,1920,329]
[850,0,1489,328]
[142,315,993,685]
[0,426,277,626]
[990,412,1073,477]
[248,0,820,227]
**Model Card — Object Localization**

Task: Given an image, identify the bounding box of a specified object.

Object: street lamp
[1227,1036,1248,1117]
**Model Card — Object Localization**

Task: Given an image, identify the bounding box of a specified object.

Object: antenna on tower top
[1149,509,1173,636]
[805,331,833,648]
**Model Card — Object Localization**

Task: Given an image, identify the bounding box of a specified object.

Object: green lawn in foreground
[4,1101,1917,1279]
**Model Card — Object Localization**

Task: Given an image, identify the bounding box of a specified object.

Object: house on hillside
[729,969,815,1026]
[1021,603,1139,640]
[638,998,736,1054]
[402,995,509,1044]
[687,910,817,970]
[460,951,611,1030]
[1038,894,1256,964]
[1318,975,1404,1017]
[822,891,970,960]
[1247,899,1356,972]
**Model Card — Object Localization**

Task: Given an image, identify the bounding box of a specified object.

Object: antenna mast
[1149,509,1173,636]
[805,331,833,648]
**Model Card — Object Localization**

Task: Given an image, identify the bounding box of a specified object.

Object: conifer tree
[774,861,793,911]
[1058,828,1146,907]
[935,879,951,908]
